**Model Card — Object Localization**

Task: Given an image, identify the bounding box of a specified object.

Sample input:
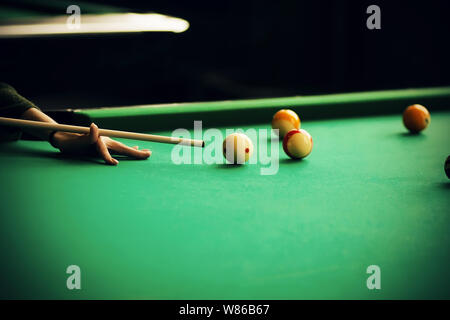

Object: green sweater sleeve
[0,82,40,141]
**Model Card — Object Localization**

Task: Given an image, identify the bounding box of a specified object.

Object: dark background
[1,0,450,110]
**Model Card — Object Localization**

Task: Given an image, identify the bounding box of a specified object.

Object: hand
[52,123,151,165]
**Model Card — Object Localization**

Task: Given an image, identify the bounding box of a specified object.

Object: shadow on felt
[392,132,427,139]
[216,163,248,169]
[436,182,450,190]
[279,158,309,165]
[0,142,104,165]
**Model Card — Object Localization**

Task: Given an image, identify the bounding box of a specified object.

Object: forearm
[20,107,87,150]
[0,82,55,142]
[20,107,58,141]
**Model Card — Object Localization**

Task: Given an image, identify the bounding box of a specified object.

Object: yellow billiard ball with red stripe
[283,129,313,159]
[403,104,430,133]
[222,133,254,164]
[272,109,300,137]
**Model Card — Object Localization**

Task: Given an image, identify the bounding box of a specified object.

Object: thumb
[89,123,99,144]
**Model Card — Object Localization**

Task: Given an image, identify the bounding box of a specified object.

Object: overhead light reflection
[0,13,190,37]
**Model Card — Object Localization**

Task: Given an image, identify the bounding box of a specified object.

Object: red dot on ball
[245,148,249,153]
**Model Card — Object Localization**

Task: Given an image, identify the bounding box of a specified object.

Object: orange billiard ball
[403,104,430,133]
[283,129,313,159]
[272,109,300,138]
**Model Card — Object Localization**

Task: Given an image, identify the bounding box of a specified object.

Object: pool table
[0,87,449,299]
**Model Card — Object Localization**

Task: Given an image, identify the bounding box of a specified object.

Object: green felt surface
[0,112,449,299]
[82,87,450,118]
[75,87,450,132]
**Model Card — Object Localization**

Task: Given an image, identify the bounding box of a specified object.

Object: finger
[89,123,99,144]
[111,142,151,159]
[108,140,151,159]
[97,137,118,165]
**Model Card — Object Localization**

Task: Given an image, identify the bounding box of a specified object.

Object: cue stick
[0,117,205,148]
